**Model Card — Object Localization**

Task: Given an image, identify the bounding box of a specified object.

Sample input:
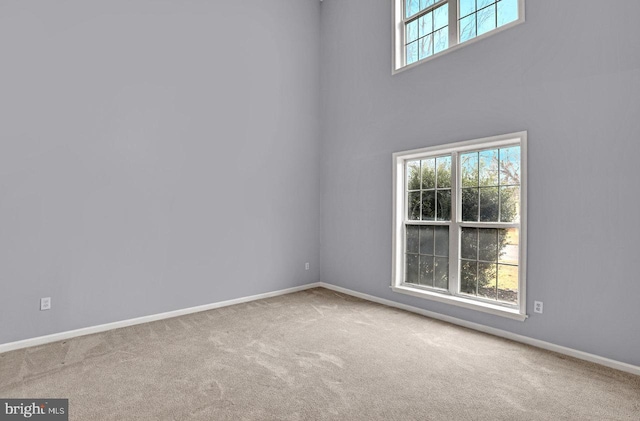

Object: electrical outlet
[305,262,310,270]
[40,297,51,311]
[534,301,543,314]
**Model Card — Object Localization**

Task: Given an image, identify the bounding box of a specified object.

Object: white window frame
[392,0,526,74]
[391,131,528,321]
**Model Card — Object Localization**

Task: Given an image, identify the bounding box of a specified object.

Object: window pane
[419,34,433,60]
[419,12,433,37]
[433,4,448,30]
[421,191,435,220]
[462,188,479,221]
[407,160,421,190]
[497,264,518,304]
[477,4,497,36]
[421,158,436,189]
[498,228,519,265]
[434,257,449,289]
[406,253,419,284]
[497,0,518,27]
[459,227,519,303]
[436,156,451,188]
[434,226,449,256]
[406,0,420,18]
[436,190,451,221]
[479,149,499,186]
[478,228,498,262]
[500,186,520,222]
[499,146,521,186]
[461,152,478,187]
[477,0,495,9]
[407,20,419,43]
[433,27,448,54]
[459,0,476,18]
[479,187,499,222]
[478,262,497,300]
[460,260,477,295]
[406,41,418,65]
[461,227,478,260]
[419,255,435,286]
[406,226,420,253]
[408,191,421,220]
[420,0,436,11]
[419,226,434,255]
[459,14,476,43]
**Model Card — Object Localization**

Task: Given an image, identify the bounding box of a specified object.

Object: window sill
[390,285,528,321]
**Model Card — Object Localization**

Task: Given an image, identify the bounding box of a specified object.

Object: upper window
[393,0,525,72]
[391,132,527,320]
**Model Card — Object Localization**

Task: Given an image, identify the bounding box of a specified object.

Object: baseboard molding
[0,283,322,354]
[2,281,638,377]
[318,282,640,377]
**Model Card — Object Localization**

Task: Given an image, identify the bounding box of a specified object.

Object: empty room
[1,0,639,419]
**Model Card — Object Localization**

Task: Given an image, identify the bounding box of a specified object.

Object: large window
[393,0,525,72]
[392,132,527,320]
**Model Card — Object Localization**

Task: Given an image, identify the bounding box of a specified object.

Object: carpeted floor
[1,288,639,420]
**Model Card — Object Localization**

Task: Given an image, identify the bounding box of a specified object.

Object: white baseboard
[0,283,322,354]
[318,282,640,377]
[2,281,638,377]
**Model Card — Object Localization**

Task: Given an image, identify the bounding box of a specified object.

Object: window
[391,132,527,320]
[393,0,525,72]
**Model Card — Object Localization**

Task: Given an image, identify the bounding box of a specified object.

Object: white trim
[391,284,526,321]
[0,283,322,354]
[318,283,640,377]
[1,281,638,377]
[519,132,528,313]
[392,0,526,74]
[392,0,404,71]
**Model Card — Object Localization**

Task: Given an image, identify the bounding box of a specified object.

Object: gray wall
[0,0,321,344]
[319,0,640,366]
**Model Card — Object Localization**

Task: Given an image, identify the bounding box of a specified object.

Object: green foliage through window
[405,145,521,304]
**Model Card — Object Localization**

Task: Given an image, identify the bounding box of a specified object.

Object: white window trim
[391,131,528,321]
[392,0,526,74]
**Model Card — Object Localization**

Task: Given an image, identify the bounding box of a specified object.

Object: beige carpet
[1,288,638,420]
